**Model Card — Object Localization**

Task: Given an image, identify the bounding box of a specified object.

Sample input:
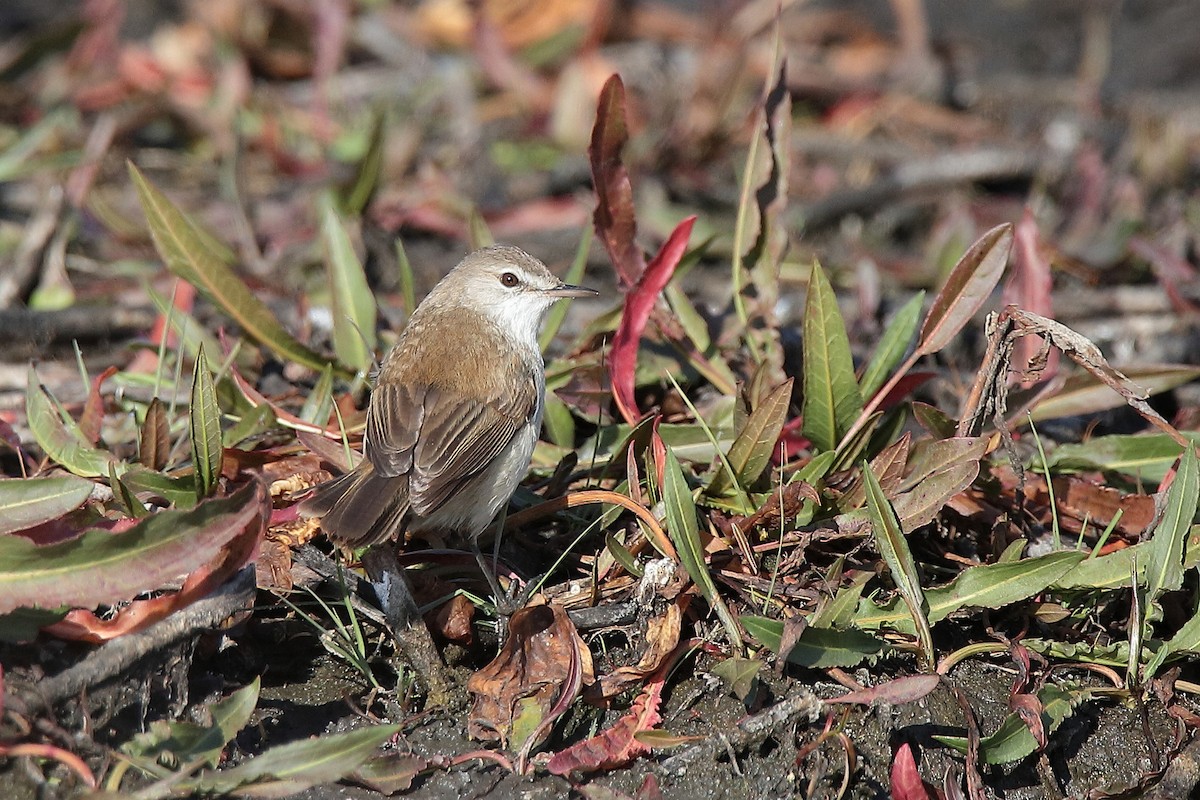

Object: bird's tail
[300,463,408,547]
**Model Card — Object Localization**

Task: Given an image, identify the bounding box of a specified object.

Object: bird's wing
[408,376,538,516]
[364,375,538,517]
[364,381,425,477]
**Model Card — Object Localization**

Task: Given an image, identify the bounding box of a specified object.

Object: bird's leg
[360,545,456,706]
[472,508,538,629]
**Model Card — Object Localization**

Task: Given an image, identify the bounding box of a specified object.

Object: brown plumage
[302,245,595,547]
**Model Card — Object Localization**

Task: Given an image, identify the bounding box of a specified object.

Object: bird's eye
[500,272,520,287]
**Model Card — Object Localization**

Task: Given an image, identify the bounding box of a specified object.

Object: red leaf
[827,674,940,706]
[78,366,118,445]
[546,677,664,776]
[890,743,932,800]
[609,216,696,425]
[39,482,267,642]
[877,371,936,411]
[589,74,645,289]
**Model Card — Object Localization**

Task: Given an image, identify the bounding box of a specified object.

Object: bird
[302,245,596,563]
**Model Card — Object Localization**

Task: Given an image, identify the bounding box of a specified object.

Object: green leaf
[394,237,417,317]
[25,367,119,478]
[1045,433,1200,485]
[857,550,1087,631]
[810,569,872,629]
[321,197,378,372]
[0,482,265,614]
[337,107,386,215]
[707,378,792,498]
[541,225,592,352]
[0,607,69,644]
[224,402,277,448]
[801,262,864,451]
[743,616,884,668]
[122,678,260,771]
[178,723,403,796]
[128,161,333,373]
[190,346,222,498]
[859,291,924,401]
[863,463,934,665]
[710,657,762,702]
[916,223,1013,357]
[935,684,1099,764]
[1027,365,1200,423]
[1144,446,1199,619]
[0,475,94,535]
[662,447,742,648]
[111,463,149,519]
[467,208,494,249]
[121,466,200,510]
[542,392,575,449]
[605,532,644,578]
[299,363,335,425]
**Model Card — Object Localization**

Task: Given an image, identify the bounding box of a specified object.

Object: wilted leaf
[890,742,932,800]
[139,397,170,470]
[891,460,980,533]
[0,475,94,535]
[1027,365,1200,422]
[916,223,1013,356]
[589,75,643,289]
[1002,208,1056,384]
[547,678,663,776]
[802,262,864,452]
[828,674,941,706]
[467,604,592,753]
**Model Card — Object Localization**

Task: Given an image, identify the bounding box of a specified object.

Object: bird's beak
[544,283,599,299]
